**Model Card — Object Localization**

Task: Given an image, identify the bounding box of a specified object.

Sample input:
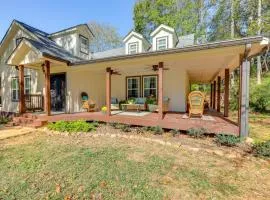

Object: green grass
[0,133,270,199]
[229,111,270,142]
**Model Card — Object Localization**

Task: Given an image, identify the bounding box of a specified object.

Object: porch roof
[6,37,83,68]
[72,36,269,83]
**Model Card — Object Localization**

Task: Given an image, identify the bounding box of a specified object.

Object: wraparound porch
[36,110,239,135]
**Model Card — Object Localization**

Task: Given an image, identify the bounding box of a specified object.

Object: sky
[0,0,136,39]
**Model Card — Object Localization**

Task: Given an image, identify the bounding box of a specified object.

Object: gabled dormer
[123,30,150,55]
[150,24,178,51]
[49,24,94,59]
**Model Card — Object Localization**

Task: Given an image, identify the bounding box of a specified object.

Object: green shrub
[119,124,131,132]
[142,126,152,132]
[109,122,121,129]
[250,75,270,112]
[0,116,11,124]
[152,126,164,135]
[169,129,180,136]
[187,128,207,138]
[47,120,96,133]
[252,140,270,157]
[215,134,241,147]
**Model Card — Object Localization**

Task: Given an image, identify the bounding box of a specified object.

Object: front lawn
[0,129,269,199]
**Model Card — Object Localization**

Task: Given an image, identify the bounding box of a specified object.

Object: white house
[0,20,269,136]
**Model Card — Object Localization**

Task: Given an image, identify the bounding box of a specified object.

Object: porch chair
[188,91,205,117]
[81,92,96,112]
[111,97,119,110]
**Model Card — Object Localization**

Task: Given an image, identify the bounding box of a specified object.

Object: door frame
[50,72,67,112]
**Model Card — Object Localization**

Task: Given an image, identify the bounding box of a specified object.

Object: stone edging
[43,128,244,159]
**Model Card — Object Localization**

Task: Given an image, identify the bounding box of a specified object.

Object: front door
[50,73,66,112]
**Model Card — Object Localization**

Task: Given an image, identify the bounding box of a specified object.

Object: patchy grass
[0,131,270,199]
[229,111,270,142]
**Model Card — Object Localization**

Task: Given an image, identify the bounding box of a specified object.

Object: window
[128,42,138,54]
[143,76,157,97]
[16,37,23,47]
[11,77,19,101]
[79,35,89,54]
[156,36,168,50]
[126,77,140,99]
[11,76,31,101]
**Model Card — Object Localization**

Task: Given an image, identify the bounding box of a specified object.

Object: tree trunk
[257,0,262,84]
[230,0,234,39]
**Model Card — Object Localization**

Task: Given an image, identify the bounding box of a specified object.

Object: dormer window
[128,42,138,54]
[79,35,89,55]
[156,36,168,50]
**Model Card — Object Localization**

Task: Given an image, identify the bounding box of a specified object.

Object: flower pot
[148,104,158,112]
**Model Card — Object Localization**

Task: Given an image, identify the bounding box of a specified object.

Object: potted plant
[146,96,158,112]
[101,106,107,114]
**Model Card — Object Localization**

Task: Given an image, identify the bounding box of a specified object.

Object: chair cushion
[111,97,118,104]
[135,98,146,104]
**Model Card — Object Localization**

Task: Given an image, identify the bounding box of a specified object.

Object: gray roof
[14,20,83,63]
[92,47,125,59]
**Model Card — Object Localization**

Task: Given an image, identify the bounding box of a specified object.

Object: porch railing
[25,94,44,112]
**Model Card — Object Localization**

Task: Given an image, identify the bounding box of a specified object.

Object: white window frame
[126,76,141,99]
[128,42,138,54]
[156,36,168,50]
[79,35,89,55]
[11,76,31,101]
[143,76,158,98]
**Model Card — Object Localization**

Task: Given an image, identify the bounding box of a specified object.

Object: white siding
[152,29,176,51]
[0,28,43,113]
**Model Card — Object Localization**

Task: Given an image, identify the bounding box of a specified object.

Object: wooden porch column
[210,83,213,108]
[44,60,51,116]
[224,68,230,117]
[158,62,164,120]
[239,60,250,137]
[217,76,221,112]
[18,65,25,114]
[213,80,216,110]
[106,67,111,117]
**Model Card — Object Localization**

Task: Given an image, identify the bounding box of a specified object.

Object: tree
[133,0,208,40]
[88,21,122,53]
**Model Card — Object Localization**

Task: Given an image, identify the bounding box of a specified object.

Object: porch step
[26,120,48,128]
[11,115,48,129]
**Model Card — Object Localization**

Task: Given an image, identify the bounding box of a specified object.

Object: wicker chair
[81,92,96,112]
[188,91,205,117]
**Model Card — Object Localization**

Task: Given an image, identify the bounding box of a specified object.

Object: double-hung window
[156,36,168,50]
[128,42,138,54]
[127,77,140,99]
[143,76,157,97]
[79,35,89,54]
[11,76,31,101]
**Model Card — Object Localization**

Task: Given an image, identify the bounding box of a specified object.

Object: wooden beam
[213,80,216,110]
[106,67,111,117]
[239,60,250,137]
[18,65,25,114]
[44,60,51,116]
[158,62,164,120]
[210,83,213,108]
[217,76,221,112]
[224,69,230,117]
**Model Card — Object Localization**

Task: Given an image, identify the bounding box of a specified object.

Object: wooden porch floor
[37,110,239,135]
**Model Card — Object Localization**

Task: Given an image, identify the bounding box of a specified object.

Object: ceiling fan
[144,64,170,71]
